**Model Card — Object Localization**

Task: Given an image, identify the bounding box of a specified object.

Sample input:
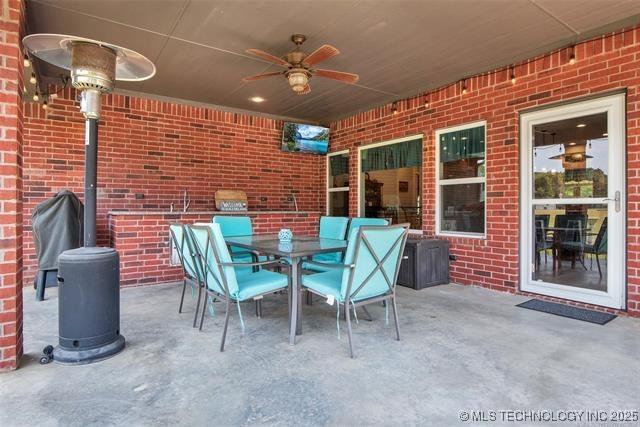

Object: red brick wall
[110,211,320,286]
[0,0,23,371]
[329,26,640,317]
[22,90,324,286]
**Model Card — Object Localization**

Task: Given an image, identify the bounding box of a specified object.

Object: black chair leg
[345,303,355,358]
[391,296,400,341]
[596,254,602,278]
[220,300,231,352]
[199,292,207,331]
[193,284,203,328]
[35,271,46,302]
[178,278,187,313]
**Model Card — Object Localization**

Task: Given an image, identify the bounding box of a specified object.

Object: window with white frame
[436,122,486,236]
[327,151,349,216]
[358,136,423,229]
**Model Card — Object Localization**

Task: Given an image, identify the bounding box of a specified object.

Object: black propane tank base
[52,335,125,365]
[54,247,125,365]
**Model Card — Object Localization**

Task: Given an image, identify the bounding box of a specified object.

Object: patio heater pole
[23,34,155,365]
[84,118,97,246]
[81,92,100,247]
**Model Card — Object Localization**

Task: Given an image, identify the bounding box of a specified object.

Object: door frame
[519,92,626,310]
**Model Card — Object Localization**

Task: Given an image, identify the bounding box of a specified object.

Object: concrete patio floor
[1,282,639,426]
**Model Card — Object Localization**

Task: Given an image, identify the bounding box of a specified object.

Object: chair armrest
[304,259,355,269]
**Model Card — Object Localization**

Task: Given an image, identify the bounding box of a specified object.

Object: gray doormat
[516,299,617,325]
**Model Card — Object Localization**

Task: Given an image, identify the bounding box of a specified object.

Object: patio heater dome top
[23,33,156,92]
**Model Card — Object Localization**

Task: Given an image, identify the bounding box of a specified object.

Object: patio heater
[23,34,155,364]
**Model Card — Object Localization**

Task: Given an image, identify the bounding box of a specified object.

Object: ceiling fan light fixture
[288,70,309,92]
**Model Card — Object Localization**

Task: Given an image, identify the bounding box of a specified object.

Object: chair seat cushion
[313,252,342,263]
[234,269,288,301]
[302,260,336,273]
[301,270,344,302]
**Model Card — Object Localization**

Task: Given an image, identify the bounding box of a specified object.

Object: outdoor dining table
[224,234,348,345]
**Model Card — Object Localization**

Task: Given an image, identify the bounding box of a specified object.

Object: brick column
[0,0,24,371]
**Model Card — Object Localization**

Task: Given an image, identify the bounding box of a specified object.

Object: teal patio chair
[187,223,289,351]
[347,217,389,239]
[301,223,410,358]
[303,216,350,273]
[212,216,257,261]
[169,223,204,327]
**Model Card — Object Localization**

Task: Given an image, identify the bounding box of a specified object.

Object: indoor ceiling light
[287,70,309,92]
[569,142,576,146]
[576,123,586,128]
[250,96,265,103]
[603,133,608,137]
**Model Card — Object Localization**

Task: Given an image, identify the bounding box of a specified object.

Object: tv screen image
[282,122,329,154]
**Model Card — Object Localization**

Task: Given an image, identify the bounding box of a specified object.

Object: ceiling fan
[243,34,359,95]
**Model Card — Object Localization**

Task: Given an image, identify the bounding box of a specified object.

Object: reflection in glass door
[520,94,625,309]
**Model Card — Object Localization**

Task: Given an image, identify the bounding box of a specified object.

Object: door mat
[516,299,617,325]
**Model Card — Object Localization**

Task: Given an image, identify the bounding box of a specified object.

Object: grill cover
[32,190,83,270]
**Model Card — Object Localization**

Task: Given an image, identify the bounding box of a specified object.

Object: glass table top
[225,234,347,258]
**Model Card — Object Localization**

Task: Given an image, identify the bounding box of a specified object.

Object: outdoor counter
[108,210,321,286]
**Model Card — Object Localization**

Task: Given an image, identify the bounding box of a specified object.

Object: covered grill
[31,190,83,301]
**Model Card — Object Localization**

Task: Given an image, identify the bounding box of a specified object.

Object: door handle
[603,190,621,213]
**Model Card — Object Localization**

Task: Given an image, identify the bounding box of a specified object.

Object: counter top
[108,210,320,216]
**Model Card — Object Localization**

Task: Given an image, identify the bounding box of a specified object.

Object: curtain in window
[440,126,485,163]
[329,155,349,176]
[361,138,422,172]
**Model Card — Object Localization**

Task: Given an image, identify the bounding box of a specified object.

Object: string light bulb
[391,101,398,115]
[461,80,467,94]
[29,73,36,84]
[510,67,516,84]
[569,45,576,65]
[23,55,30,68]
[42,100,48,110]
[423,94,429,107]
[32,92,39,102]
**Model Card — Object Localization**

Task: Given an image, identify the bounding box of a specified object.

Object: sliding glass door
[520,94,625,309]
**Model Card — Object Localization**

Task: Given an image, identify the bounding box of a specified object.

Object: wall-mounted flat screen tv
[282,122,329,154]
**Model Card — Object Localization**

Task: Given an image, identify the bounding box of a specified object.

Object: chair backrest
[169,223,199,280]
[319,216,349,240]
[594,217,608,252]
[340,224,409,302]
[566,219,583,243]
[534,220,545,244]
[535,214,550,228]
[347,217,389,240]
[318,216,350,262]
[187,223,239,296]
[212,216,253,236]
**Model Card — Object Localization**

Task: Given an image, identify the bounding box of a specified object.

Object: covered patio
[2,283,639,425]
[1,0,640,425]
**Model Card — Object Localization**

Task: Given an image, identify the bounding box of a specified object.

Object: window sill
[437,231,486,239]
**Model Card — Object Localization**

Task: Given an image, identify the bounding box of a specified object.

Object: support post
[84,118,98,247]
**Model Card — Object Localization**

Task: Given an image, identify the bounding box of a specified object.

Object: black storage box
[397,238,449,289]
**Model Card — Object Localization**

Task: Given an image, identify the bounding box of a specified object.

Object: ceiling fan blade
[303,44,339,66]
[297,84,311,95]
[242,71,283,82]
[245,49,290,68]
[314,69,359,84]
